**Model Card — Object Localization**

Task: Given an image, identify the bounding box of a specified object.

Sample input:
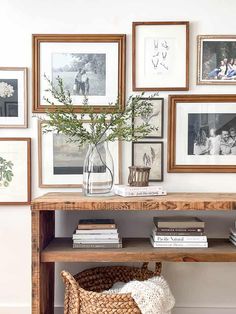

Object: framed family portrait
[132,21,189,91]
[168,95,236,173]
[38,121,121,187]
[133,98,164,138]
[0,67,27,128]
[0,138,31,205]
[32,34,126,113]
[197,35,236,85]
[132,141,163,181]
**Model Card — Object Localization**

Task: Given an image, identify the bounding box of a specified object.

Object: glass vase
[82,141,114,196]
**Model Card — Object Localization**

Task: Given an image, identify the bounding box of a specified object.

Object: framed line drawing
[168,94,236,173]
[132,21,189,91]
[0,67,28,128]
[197,35,236,85]
[38,121,122,187]
[32,34,126,113]
[133,97,164,138]
[0,138,31,205]
[132,141,163,181]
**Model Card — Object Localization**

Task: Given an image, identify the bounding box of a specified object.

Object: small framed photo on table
[197,35,236,85]
[132,141,163,182]
[32,34,126,113]
[133,98,164,138]
[0,67,28,128]
[168,94,236,173]
[132,21,189,91]
[0,138,31,205]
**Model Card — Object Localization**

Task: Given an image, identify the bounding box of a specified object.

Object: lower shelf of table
[41,238,236,262]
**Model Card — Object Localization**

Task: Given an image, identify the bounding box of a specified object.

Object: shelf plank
[31,192,236,211]
[41,238,236,263]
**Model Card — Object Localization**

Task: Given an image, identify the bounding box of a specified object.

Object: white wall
[1,0,236,313]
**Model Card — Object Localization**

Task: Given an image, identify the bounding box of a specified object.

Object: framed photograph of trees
[32,34,126,113]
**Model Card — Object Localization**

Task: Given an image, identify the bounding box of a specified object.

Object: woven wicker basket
[61,262,162,314]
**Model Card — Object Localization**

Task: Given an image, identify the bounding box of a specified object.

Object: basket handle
[141,262,162,276]
[61,270,80,314]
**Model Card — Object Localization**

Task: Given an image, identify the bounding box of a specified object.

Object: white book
[73,238,121,244]
[152,232,207,243]
[73,233,119,240]
[75,229,118,234]
[150,237,208,248]
[113,185,167,197]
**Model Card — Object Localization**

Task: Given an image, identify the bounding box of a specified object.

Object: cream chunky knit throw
[105,276,175,314]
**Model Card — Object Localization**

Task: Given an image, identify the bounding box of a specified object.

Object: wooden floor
[41,238,236,263]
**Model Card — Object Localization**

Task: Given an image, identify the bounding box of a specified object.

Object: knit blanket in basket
[105,276,175,314]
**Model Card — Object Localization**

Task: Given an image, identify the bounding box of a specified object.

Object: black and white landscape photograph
[52,53,106,96]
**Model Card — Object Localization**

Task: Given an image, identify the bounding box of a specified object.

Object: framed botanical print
[168,94,236,173]
[0,67,28,128]
[0,138,31,205]
[133,97,164,138]
[197,35,236,85]
[32,34,126,113]
[132,141,163,181]
[132,21,189,91]
[38,121,121,187]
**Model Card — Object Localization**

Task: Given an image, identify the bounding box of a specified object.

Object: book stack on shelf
[73,219,122,249]
[113,185,167,197]
[150,216,208,248]
[229,223,236,246]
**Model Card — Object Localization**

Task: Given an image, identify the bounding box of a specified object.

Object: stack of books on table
[229,223,236,246]
[113,185,167,197]
[150,216,208,248]
[73,219,122,249]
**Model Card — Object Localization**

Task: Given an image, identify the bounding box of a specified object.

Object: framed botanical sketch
[38,121,121,187]
[132,21,189,91]
[197,35,236,85]
[133,97,164,138]
[168,94,236,173]
[0,67,28,128]
[0,138,31,205]
[32,34,126,113]
[132,141,163,181]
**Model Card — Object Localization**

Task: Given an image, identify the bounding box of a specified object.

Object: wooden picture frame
[132,97,164,139]
[0,138,31,205]
[0,67,28,128]
[38,121,122,187]
[132,21,189,91]
[132,141,163,182]
[168,94,236,173]
[32,34,126,113]
[197,35,236,85]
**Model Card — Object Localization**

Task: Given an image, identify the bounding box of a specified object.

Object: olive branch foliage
[42,75,158,147]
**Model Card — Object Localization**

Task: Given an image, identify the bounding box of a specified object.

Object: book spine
[154,231,204,236]
[152,235,207,242]
[114,190,167,197]
[78,224,116,230]
[75,229,118,234]
[155,227,204,232]
[150,239,208,248]
[73,234,119,240]
[73,243,123,249]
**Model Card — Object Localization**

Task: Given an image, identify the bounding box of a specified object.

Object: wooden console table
[31,192,236,314]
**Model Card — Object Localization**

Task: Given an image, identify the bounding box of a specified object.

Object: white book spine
[150,238,208,248]
[114,189,167,197]
[152,234,207,242]
[73,234,119,240]
[73,239,120,244]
